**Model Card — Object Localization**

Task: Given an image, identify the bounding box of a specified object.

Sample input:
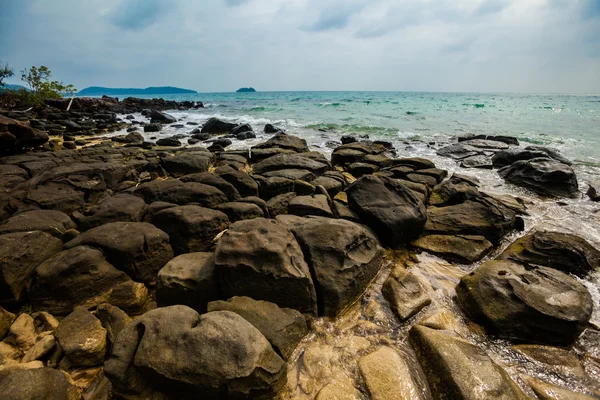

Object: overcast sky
[1,0,599,93]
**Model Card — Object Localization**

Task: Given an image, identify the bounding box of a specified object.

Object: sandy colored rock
[382,266,431,321]
[55,307,107,367]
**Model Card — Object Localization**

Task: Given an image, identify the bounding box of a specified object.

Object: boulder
[498,158,579,198]
[425,198,519,243]
[0,115,49,153]
[263,168,316,181]
[214,218,317,314]
[460,155,493,169]
[0,368,79,400]
[288,194,333,218]
[522,376,596,400]
[0,231,63,305]
[256,176,295,200]
[409,325,526,400]
[252,132,308,153]
[152,205,229,254]
[231,123,253,136]
[213,201,264,222]
[64,222,174,283]
[105,307,286,399]
[29,246,132,315]
[55,307,107,367]
[9,313,37,350]
[96,303,131,352]
[156,252,218,313]
[253,153,329,175]
[411,234,493,264]
[331,142,388,166]
[149,110,177,124]
[133,179,228,206]
[215,166,259,197]
[266,192,297,217]
[161,151,214,177]
[156,137,181,147]
[144,123,162,133]
[77,194,147,231]
[0,210,76,238]
[316,380,361,400]
[200,117,237,134]
[382,266,431,321]
[429,177,481,206]
[492,147,572,168]
[208,296,308,360]
[436,143,480,159]
[0,307,15,340]
[264,124,281,134]
[21,333,56,363]
[346,175,427,248]
[498,230,600,277]
[112,131,144,144]
[277,215,383,317]
[456,260,593,345]
[359,346,429,400]
[180,172,242,201]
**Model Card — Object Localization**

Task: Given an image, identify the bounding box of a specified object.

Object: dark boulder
[155,137,181,147]
[346,175,427,248]
[498,230,600,277]
[0,231,63,305]
[144,123,162,133]
[0,210,76,238]
[498,158,579,198]
[253,153,329,175]
[492,147,572,168]
[252,132,308,153]
[215,166,259,197]
[587,181,600,201]
[161,151,214,177]
[180,172,241,201]
[149,110,177,124]
[29,246,132,315]
[429,176,481,206]
[157,252,218,313]
[77,194,147,231]
[231,123,253,136]
[0,115,49,154]
[112,131,144,144]
[213,201,264,222]
[266,192,297,217]
[288,194,333,218]
[133,179,227,206]
[201,117,237,134]
[456,260,593,345]
[152,205,229,254]
[64,222,173,283]
[105,307,286,399]
[331,142,388,166]
[0,368,79,400]
[208,296,308,360]
[54,307,107,367]
[264,124,281,134]
[277,216,383,317]
[214,218,317,314]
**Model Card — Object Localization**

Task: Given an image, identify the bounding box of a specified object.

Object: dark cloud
[110,0,170,30]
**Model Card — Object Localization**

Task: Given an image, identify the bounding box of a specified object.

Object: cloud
[473,0,509,16]
[110,0,170,30]
[302,1,367,32]
[225,0,248,6]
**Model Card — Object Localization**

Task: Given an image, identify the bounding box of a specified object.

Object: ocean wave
[462,103,485,108]
[317,102,342,107]
[306,122,398,135]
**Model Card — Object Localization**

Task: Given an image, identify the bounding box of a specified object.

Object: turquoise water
[128,91,600,165]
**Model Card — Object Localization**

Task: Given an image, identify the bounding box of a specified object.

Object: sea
[100,90,600,397]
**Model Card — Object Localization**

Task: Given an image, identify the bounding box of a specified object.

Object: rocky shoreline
[0,98,598,399]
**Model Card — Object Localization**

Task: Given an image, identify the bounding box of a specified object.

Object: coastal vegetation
[236,87,256,92]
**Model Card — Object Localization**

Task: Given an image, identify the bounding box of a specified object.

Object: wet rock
[278,215,383,317]
[29,246,131,315]
[155,137,181,147]
[409,325,526,399]
[498,158,579,198]
[460,155,493,169]
[382,266,431,321]
[346,175,427,248]
[156,252,218,313]
[513,344,586,379]
[180,172,242,201]
[492,147,572,168]
[429,176,481,206]
[133,179,228,206]
[200,117,237,134]
[522,376,595,400]
[64,221,173,283]
[460,138,510,150]
[149,110,177,124]
[105,307,286,399]
[213,201,264,222]
[144,123,162,133]
[112,131,144,144]
[152,205,229,254]
[54,307,106,367]
[77,193,146,231]
[252,132,309,153]
[316,380,361,400]
[212,137,232,148]
[0,231,63,305]
[161,151,214,177]
[264,124,281,134]
[425,198,518,243]
[411,234,493,264]
[288,194,333,218]
[498,230,600,277]
[587,181,600,201]
[253,153,329,176]
[436,143,480,159]
[231,123,253,135]
[359,346,429,400]
[214,218,317,314]
[458,134,519,146]
[456,260,593,345]
[208,296,308,360]
[0,210,76,238]
[0,368,79,400]
[216,166,259,197]
[266,192,297,217]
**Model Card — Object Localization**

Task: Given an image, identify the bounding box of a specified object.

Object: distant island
[0,83,28,92]
[77,86,197,96]
[236,87,256,93]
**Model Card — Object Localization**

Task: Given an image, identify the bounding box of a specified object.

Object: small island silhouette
[236,87,256,93]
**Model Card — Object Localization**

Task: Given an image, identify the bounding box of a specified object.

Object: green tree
[20,65,76,105]
[0,61,14,87]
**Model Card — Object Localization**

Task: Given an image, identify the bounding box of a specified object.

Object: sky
[1,0,599,93]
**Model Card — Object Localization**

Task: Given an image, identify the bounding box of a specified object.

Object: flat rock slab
[133,179,228,206]
[288,194,333,218]
[208,296,308,360]
[180,172,242,201]
[456,260,593,345]
[382,266,431,321]
[213,201,264,222]
[253,153,329,175]
[409,325,527,400]
[77,194,146,231]
[411,234,493,264]
[214,218,317,315]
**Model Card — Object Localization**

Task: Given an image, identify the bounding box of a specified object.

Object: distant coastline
[236,87,256,93]
[77,86,197,96]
